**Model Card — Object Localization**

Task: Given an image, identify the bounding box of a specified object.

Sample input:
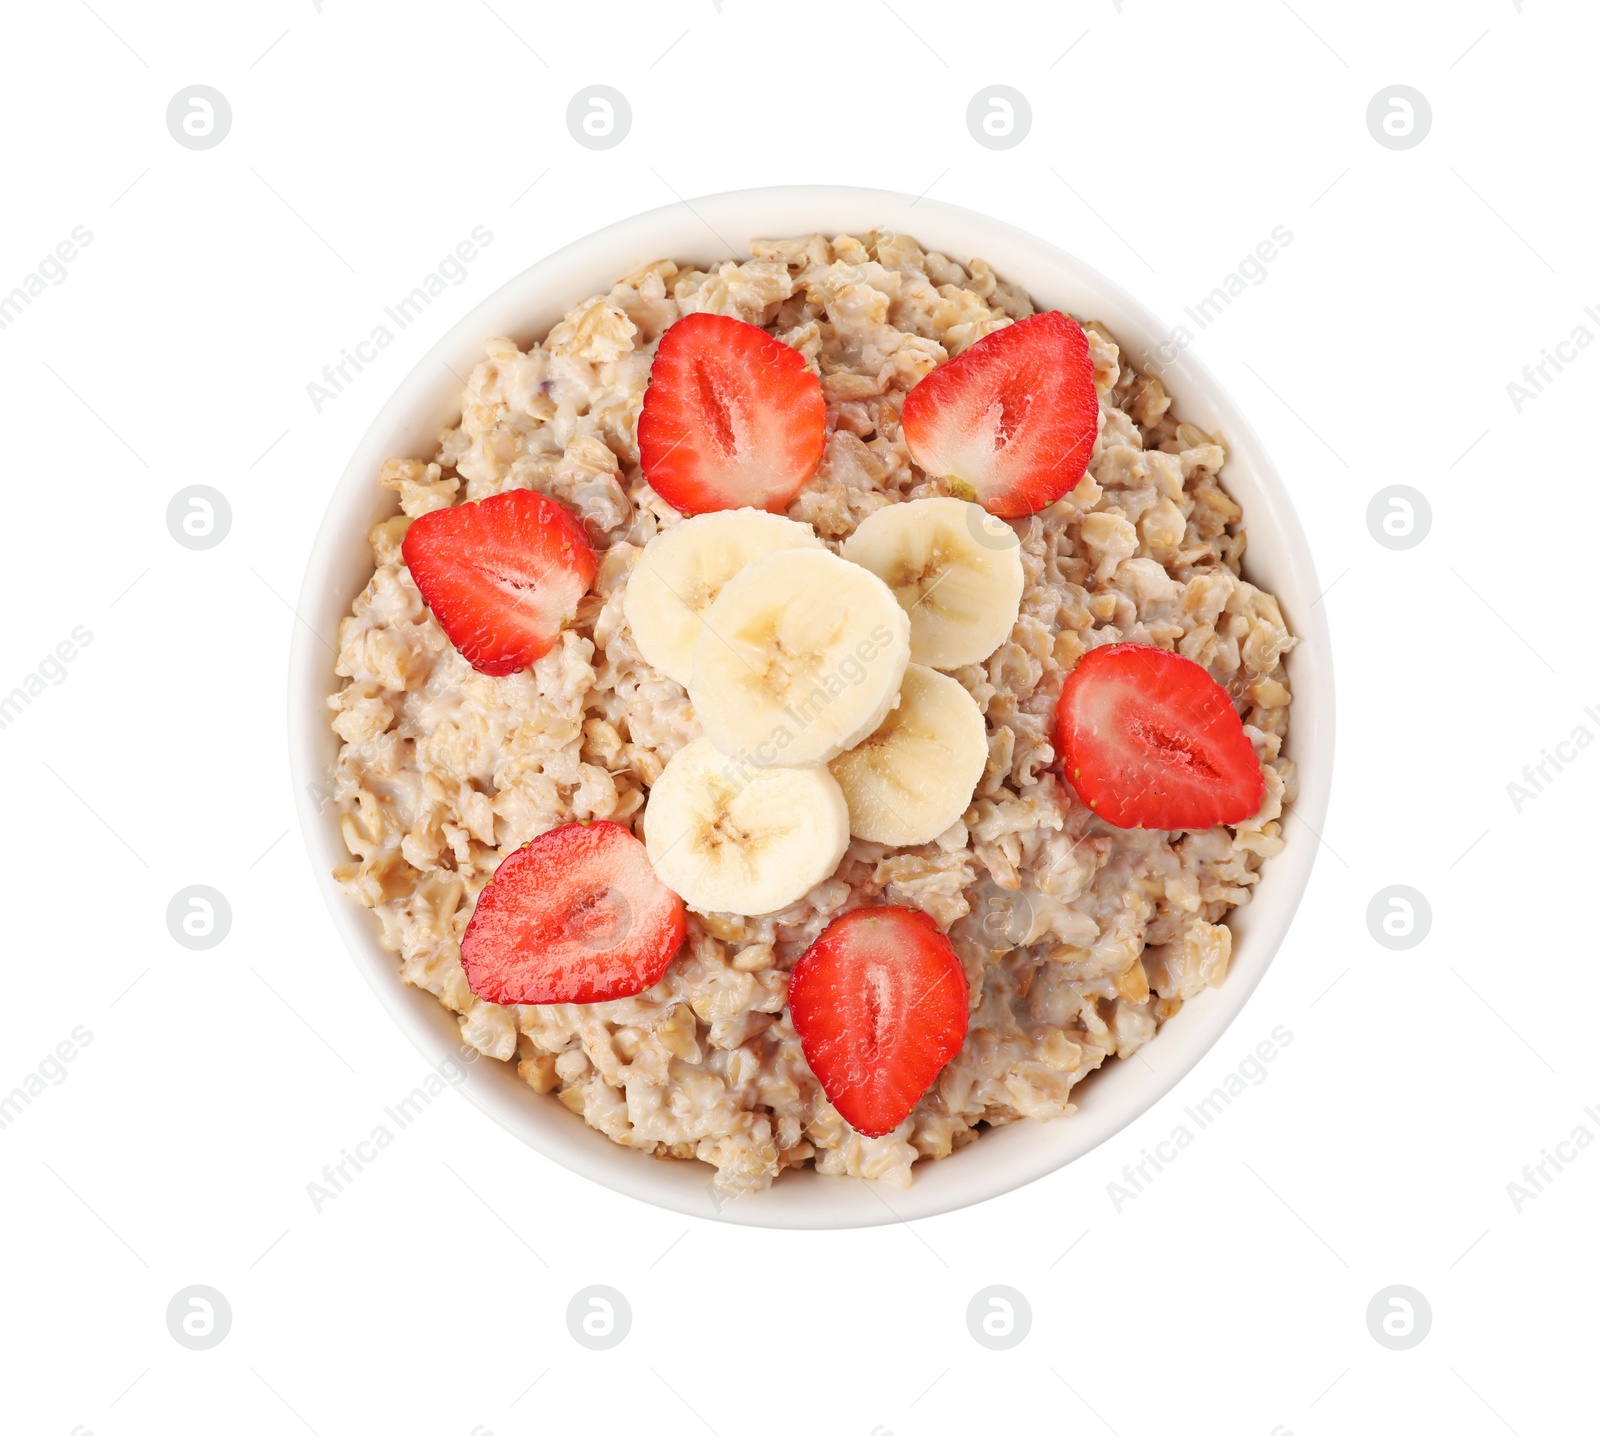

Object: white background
[2,1,1593,1432]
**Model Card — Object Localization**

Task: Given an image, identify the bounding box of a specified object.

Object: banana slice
[623,508,822,686]
[690,548,911,768]
[829,664,988,845]
[643,736,850,915]
[840,496,1024,670]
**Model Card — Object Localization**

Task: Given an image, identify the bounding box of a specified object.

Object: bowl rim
[288,183,1335,1230]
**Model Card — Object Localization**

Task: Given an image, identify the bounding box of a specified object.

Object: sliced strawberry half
[460,821,686,1005]
[1055,643,1264,830]
[788,906,968,1138]
[901,310,1099,518]
[402,488,596,676]
[637,312,827,514]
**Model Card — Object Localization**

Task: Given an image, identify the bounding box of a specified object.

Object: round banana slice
[840,496,1024,670]
[829,664,988,846]
[623,508,823,686]
[690,548,911,768]
[643,736,850,915]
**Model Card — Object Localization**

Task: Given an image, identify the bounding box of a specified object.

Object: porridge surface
[329,230,1295,1192]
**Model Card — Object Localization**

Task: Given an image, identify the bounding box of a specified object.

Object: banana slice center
[699,781,794,875]
[756,624,846,706]
[886,545,953,606]
[701,786,752,847]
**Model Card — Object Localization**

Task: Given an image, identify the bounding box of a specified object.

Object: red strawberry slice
[900,310,1100,518]
[402,489,596,676]
[460,821,686,1005]
[638,312,827,514]
[788,906,968,1138]
[1055,643,1264,830]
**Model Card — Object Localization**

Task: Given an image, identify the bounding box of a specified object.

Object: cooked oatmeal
[328,231,1295,1193]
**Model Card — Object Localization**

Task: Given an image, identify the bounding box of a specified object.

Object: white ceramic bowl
[290,185,1334,1230]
